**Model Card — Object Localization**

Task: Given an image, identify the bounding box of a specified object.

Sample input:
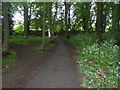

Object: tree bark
[102,13,106,33]
[53,2,58,37]
[99,2,105,33]
[68,4,71,33]
[84,3,90,33]
[28,4,32,33]
[24,2,29,37]
[111,2,120,45]
[2,2,10,55]
[60,11,64,33]
[96,2,104,43]
[64,2,69,38]
[82,3,91,33]
[48,2,53,38]
[42,2,46,49]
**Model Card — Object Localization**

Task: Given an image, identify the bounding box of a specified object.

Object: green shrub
[2,50,16,71]
[69,34,119,88]
[69,34,97,49]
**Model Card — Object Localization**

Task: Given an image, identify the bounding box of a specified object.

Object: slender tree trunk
[48,2,53,38]
[72,24,76,34]
[82,3,91,33]
[84,18,89,33]
[96,2,104,43]
[99,2,104,33]
[112,3,116,30]
[68,4,71,33]
[60,12,64,33]
[2,2,10,55]
[42,2,46,49]
[8,3,13,36]
[28,5,31,33]
[101,2,107,33]
[83,18,86,32]
[64,2,69,38]
[24,2,29,37]
[102,14,106,33]
[53,2,58,37]
[84,3,90,33]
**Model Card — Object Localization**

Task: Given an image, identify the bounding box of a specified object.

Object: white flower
[89,81,91,83]
[85,59,87,61]
[91,79,93,81]
[116,66,120,70]
[103,75,106,78]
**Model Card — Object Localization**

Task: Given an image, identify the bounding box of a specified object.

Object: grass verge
[33,37,56,52]
[10,35,42,45]
[2,50,16,71]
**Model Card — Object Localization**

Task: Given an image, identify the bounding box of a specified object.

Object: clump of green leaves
[69,34,119,88]
[10,36,42,45]
[2,50,16,71]
[13,25,24,35]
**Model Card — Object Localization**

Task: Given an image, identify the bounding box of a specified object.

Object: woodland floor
[2,39,81,88]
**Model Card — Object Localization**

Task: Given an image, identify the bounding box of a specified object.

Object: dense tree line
[2,1,120,55]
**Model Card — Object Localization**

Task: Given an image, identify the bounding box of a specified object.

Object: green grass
[33,37,55,51]
[10,35,42,45]
[33,45,44,51]
[69,33,119,88]
[2,50,16,71]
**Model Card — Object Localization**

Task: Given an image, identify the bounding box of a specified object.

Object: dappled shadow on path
[25,39,81,88]
[3,42,55,88]
[3,39,81,88]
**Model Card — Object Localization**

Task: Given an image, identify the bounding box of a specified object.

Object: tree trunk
[2,2,10,55]
[28,5,32,33]
[99,2,104,33]
[102,14,106,33]
[60,12,64,33]
[96,2,104,43]
[8,3,13,36]
[112,3,116,30]
[82,3,91,33]
[112,2,120,45]
[48,2,53,38]
[64,2,69,38]
[53,2,58,37]
[84,3,90,33]
[42,2,46,49]
[24,2,29,37]
[68,4,71,34]
[101,2,107,33]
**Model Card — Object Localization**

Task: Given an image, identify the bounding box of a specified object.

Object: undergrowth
[69,33,119,88]
[2,50,16,71]
[10,35,42,45]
